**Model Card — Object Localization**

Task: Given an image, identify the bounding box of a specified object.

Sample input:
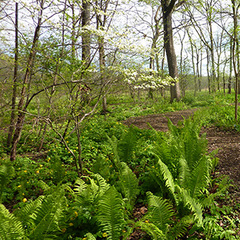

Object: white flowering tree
[122,67,177,99]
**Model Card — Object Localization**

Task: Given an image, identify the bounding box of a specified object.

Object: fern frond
[74,177,98,204]
[14,196,45,227]
[74,178,87,194]
[178,157,190,187]
[0,204,25,239]
[136,221,167,240]
[118,127,138,164]
[28,187,67,239]
[107,135,121,171]
[167,118,180,138]
[0,162,15,201]
[180,119,207,172]
[84,232,97,240]
[188,156,211,198]
[37,180,51,193]
[74,174,110,204]
[167,215,193,240]
[118,162,139,210]
[91,173,110,199]
[97,186,124,240]
[176,186,203,225]
[202,176,230,208]
[146,192,174,231]
[156,157,175,199]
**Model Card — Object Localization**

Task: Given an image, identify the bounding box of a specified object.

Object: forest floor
[124,108,240,206]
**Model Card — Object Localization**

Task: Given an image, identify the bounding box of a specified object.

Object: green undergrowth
[1,115,240,239]
[0,91,240,239]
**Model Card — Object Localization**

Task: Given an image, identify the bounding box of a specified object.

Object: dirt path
[124,109,240,203]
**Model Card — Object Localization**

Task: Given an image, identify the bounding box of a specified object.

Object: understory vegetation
[0,91,240,239]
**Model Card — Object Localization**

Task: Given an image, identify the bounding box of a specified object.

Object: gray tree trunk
[7,2,18,149]
[161,0,181,102]
[82,0,91,66]
[10,0,44,161]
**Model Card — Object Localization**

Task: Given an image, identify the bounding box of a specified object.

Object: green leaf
[0,204,25,240]
[146,192,174,231]
[156,157,175,198]
[118,162,139,210]
[136,221,167,240]
[28,188,67,239]
[97,187,124,240]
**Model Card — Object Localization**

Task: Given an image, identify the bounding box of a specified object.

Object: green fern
[151,158,203,224]
[74,173,110,204]
[145,192,174,231]
[187,155,212,198]
[27,187,67,239]
[0,161,15,202]
[117,126,138,164]
[152,118,210,181]
[118,162,139,210]
[107,135,121,171]
[125,192,192,240]
[176,186,203,225]
[93,173,111,198]
[107,134,139,210]
[0,204,26,240]
[178,157,190,186]
[167,215,193,239]
[135,221,167,240]
[154,157,176,200]
[84,232,97,240]
[168,117,208,173]
[97,186,124,240]
[14,196,45,227]
[201,175,230,209]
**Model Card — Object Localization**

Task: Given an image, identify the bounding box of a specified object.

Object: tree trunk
[199,47,202,91]
[99,39,107,113]
[96,0,108,114]
[71,3,76,60]
[82,0,91,66]
[223,62,226,94]
[228,37,233,94]
[208,12,217,92]
[206,47,211,93]
[10,0,44,161]
[232,0,239,121]
[7,2,18,149]
[186,29,197,95]
[161,0,181,102]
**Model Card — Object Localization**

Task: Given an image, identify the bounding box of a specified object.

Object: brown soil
[124,108,240,204]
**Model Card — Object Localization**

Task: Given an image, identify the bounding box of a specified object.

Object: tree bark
[7,2,18,149]
[10,0,44,161]
[71,3,76,60]
[208,16,216,92]
[96,0,108,113]
[161,0,181,102]
[228,37,233,94]
[186,29,197,95]
[82,0,91,66]
[232,0,239,121]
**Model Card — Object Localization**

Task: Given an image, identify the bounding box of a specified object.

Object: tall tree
[186,28,198,95]
[82,0,91,66]
[7,2,18,149]
[228,37,233,94]
[94,0,118,113]
[10,0,44,161]
[187,0,218,92]
[231,0,239,120]
[161,0,181,102]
